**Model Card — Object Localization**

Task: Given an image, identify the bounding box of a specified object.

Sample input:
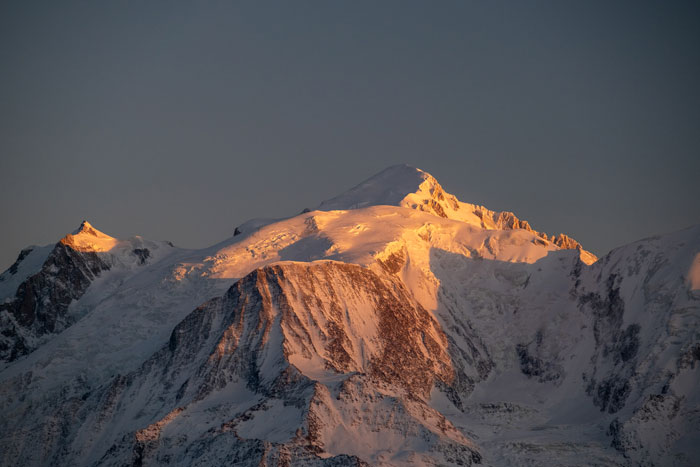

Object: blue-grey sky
[1,0,699,269]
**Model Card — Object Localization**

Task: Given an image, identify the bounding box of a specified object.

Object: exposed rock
[7,261,479,466]
[0,242,110,361]
[516,342,562,383]
[132,248,150,264]
[4,248,34,277]
[1,167,697,466]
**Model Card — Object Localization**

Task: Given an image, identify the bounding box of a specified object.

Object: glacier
[0,165,697,466]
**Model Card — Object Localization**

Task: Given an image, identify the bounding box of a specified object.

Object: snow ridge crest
[319,164,597,263]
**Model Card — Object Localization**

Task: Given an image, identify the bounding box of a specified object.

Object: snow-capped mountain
[0,221,176,362]
[0,165,697,466]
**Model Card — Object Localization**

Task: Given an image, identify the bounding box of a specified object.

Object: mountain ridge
[317,165,596,264]
[0,165,698,466]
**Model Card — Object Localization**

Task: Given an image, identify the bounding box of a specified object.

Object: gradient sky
[1,0,699,270]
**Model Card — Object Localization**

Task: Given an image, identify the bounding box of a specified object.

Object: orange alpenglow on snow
[59,220,119,252]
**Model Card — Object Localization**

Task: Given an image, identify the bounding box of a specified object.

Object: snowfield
[0,165,697,466]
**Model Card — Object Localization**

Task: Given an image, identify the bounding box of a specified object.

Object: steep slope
[1,165,696,466]
[422,225,700,466]
[1,262,480,466]
[0,200,581,466]
[318,165,596,264]
[574,226,700,465]
[0,221,177,362]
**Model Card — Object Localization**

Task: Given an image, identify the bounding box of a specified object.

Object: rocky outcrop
[0,241,110,362]
[4,247,34,276]
[317,164,597,263]
[547,233,583,250]
[1,261,481,466]
[1,168,697,466]
[405,169,596,262]
[0,222,173,364]
[570,229,700,463]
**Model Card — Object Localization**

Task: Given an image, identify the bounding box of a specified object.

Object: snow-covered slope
[0,221,179,362]
[0,166,697,466]
[424,224,700,466]
[318,164,597,264]
[7,262,478,466]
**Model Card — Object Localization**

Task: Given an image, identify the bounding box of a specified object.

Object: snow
[234,398,303,443]
[207,206,561,284]
[62,220,119,252]
[0,182,580,397]
[281,262,382,379]
[317,164,495,230]
[1,165,697,466]
[318,164,428,210]
[316,164,596,266]
[0,244,54,299]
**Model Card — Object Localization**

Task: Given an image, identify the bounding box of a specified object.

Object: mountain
[317,165,597,265]
[0,165,697,466]
[0,221,177,362]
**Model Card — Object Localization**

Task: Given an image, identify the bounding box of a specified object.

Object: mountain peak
[317,165,597,263]
[61,220,118,252]
[375,163,429,178]
[72,220,98,235]
[317,164,431,211]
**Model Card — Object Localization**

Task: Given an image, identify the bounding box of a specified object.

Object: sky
[1,0,699,270]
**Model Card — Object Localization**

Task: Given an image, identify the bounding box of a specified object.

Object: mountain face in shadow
[1,166,697,466]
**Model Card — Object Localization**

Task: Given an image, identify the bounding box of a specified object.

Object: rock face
[0,221,175,363]
[0,166,698,466]
[572,229,700,466]
[1,262,480,466]
[0,240,110,361]
[318,165,597,264]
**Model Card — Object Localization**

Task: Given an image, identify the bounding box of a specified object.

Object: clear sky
[1,0,699,270]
